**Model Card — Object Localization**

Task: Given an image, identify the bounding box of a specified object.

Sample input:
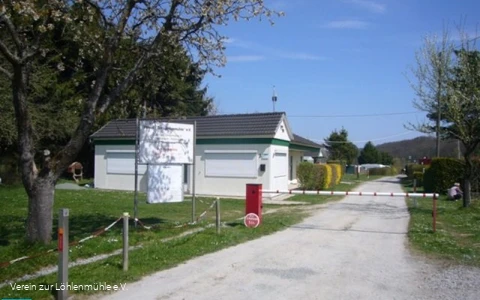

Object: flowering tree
[0,0,282,243]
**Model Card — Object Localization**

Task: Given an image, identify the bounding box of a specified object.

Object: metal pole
[192,121,197,223]
[58,208,69,300]
[123,212,129,271]
[134,118,139,227]
[216,198,220,234]
[433,195,437,233]
[413,179,417,207]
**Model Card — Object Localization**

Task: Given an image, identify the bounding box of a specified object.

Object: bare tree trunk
[26,177,55,243]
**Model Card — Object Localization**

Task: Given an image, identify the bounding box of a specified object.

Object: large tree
[0,0,282,243]
[407,29,454,157]
[358,141,379,164]
[358,141,393,165]
[324,128,358,165]
[442,48,480,207]
[408,26,480,207]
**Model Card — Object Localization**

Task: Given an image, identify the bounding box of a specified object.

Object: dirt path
[100,177,479,300]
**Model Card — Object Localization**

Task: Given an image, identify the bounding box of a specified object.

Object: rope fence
[0,216,124,269]
[1,198,221,269]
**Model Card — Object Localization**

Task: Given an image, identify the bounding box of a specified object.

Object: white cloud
[323,20,369,29]
[223,38,236,44]
[227,55,265,62]
[345,0,386,14]
[225,38,325,61]
[276,52,326,61]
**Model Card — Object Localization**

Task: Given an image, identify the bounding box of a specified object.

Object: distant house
[90,112,323,197]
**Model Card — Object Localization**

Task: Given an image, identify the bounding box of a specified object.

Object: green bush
[412,171,424,187]
[405,163,426,179]
[423,158,464,194]
[297,162,330,190]
[297,162,315,189]
[313,164,327,190]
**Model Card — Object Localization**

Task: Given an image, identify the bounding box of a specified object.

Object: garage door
[106,150,146,174]
[204,150,257,178]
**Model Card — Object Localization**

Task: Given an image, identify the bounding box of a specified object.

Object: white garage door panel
[205,151,257,178]
[106,151,146,174]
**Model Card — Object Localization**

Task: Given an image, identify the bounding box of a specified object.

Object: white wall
[94,144,147,192]
[95,142,291,197]
[192,144,272,197]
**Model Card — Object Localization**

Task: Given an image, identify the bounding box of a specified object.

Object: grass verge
[402,177,480,266]
[1,208,307,299]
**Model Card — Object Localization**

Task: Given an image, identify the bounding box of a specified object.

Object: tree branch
[51,1,141,177]
[98,53,147,113]
[0,38,19,65]
[0,65,12,79]
[178,16,206,41]
[83,0,115,28]
[98,0,182,112]
[0,13,23,55]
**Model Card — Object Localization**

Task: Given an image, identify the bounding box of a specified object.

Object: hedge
[405,163,427,180]
[329,163,343,185]
[297,162,333,190]
[297,162,315,189]
[423,158,464,194]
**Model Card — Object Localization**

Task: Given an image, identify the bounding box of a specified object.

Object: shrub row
[405,163,427,180]
[368,167,397,176]
[423,158,465,194]
[297,162,343,190]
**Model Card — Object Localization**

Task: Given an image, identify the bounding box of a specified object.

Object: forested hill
[376,136,462,160]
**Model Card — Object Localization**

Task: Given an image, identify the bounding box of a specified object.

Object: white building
[90,112,322,197]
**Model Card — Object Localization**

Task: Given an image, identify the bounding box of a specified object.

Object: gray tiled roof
[292,134,323,149]
[90,112,286,139]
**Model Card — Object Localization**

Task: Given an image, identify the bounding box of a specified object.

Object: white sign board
[147,164,184,203]
[139,121,194,164]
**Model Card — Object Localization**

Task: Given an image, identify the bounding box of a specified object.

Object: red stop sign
[244,213,260,228]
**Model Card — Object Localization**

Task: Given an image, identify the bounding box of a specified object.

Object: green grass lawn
[402,178,480,266]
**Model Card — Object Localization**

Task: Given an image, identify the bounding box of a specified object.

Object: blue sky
[204,0,480,148]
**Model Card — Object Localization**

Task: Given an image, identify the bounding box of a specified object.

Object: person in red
[448,183,463,201]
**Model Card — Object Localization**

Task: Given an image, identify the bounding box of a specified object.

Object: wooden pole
[123,212,129,271]
[432,195,437,233]
[57,208,69,300]
[216,198,221,234]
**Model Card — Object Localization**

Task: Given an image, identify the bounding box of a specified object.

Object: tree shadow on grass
[0,216,26,246]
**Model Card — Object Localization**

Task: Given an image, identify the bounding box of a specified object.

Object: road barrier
[257,186,439,233]
[262,189,439,198]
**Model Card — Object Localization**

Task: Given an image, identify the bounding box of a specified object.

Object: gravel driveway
[101,177,479,300]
